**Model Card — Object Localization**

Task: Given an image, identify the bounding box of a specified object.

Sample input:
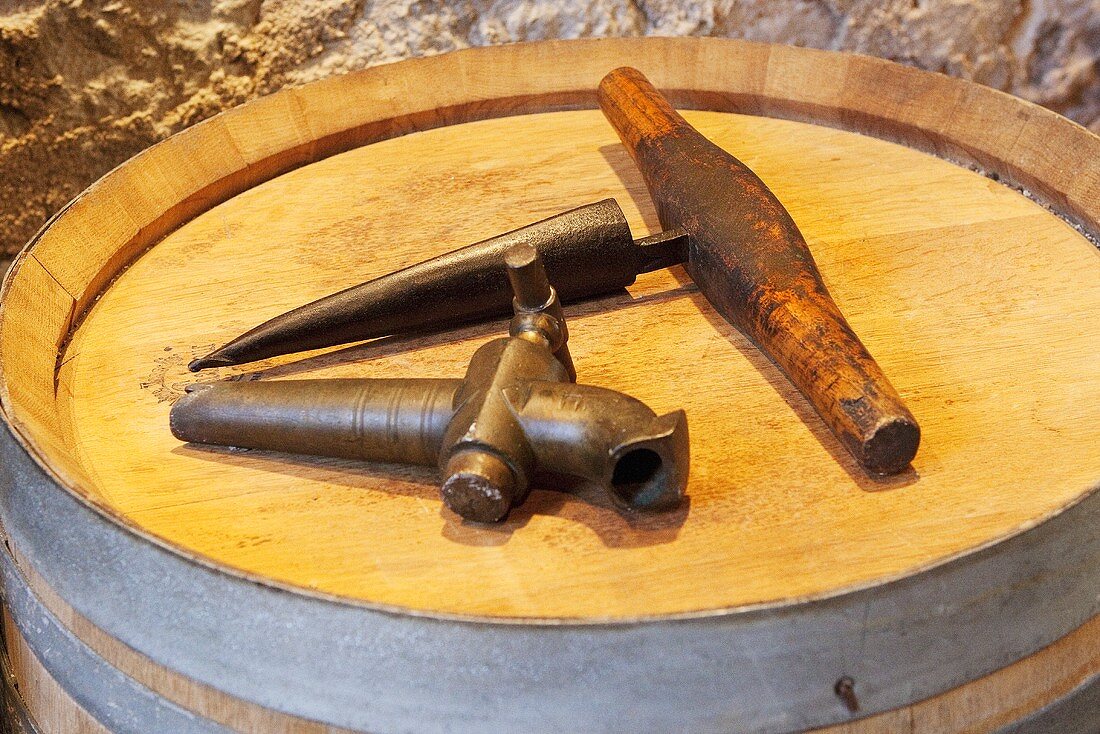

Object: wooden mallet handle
[598,67,920,474]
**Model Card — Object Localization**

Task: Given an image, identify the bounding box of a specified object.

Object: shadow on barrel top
[171,442,691,550]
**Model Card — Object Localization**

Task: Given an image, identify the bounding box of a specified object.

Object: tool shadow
[172,444,690,549]
[597,143,919,492]
[230,283,695,381]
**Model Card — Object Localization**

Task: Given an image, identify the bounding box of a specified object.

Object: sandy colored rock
[2,0,1100,257]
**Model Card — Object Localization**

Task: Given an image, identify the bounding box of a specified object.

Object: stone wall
[2,0,1098,258]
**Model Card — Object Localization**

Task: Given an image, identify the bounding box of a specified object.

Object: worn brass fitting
[171,245,689,522]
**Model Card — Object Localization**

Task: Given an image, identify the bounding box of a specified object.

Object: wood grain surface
[37,107,1098,619]
[0,38,1097,733]
[597,67,920,475]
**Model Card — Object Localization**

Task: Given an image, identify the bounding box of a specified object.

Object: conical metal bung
[189,199,687,372]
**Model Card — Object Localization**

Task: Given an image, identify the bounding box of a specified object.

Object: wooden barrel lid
[1,39,1098,733]
[2,43,1098,623]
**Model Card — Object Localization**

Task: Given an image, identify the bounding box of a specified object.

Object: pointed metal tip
[188,354,235,372]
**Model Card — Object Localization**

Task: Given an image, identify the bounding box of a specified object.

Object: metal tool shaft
[189,199,686,371]
[171,379,461,466]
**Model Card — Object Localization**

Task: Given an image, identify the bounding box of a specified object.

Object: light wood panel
[43,108,1099,618]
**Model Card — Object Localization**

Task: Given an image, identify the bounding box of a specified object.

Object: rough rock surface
[2,0,1099,258]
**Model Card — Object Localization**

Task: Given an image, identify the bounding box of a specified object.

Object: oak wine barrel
[0,38,1097,733]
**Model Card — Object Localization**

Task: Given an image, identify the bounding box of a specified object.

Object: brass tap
[171,245,689,523]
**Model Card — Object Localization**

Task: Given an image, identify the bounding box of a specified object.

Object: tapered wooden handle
[598,67,920,474]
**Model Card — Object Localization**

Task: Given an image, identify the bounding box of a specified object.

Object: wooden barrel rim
[2,37,1098,621]
[0,38,1097,732]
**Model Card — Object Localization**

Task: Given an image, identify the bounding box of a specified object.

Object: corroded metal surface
[173,246,689,522]
[0,39,1097,734]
